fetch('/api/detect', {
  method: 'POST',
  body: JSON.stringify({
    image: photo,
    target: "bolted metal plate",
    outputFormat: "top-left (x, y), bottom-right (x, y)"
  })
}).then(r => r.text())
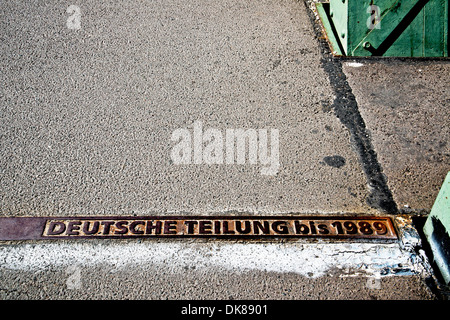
top-left (0, 216), bottom-right (397, 241)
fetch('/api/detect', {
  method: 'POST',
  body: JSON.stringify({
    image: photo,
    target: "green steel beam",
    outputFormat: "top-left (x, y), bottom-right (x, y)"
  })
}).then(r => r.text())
top-left (424, 172), bottom-right (450, 285)
top-left (316, 2), bottom-right (344, 56)
top-left (315, 0), bottom-right (449, 57)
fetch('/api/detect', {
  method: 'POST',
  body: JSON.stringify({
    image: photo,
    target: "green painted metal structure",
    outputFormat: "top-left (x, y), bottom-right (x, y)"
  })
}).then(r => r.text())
top-left (424, 172), bottom-right (450, 285)
top-left (316, 0), bottom-right (449, 57)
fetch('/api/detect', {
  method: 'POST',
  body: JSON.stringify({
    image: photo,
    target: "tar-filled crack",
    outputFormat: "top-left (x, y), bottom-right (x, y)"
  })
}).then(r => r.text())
top-left (304, 1), bottom-right (398, 214)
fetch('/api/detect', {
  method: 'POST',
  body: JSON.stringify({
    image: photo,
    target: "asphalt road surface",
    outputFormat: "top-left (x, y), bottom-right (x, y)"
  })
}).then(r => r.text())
top-left (1, 0), bottom-right (375, 217)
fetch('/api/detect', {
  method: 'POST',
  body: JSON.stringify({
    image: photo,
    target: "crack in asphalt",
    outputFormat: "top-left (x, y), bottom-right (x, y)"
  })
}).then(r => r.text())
top-left (304, 0), bottom-right (399, 214)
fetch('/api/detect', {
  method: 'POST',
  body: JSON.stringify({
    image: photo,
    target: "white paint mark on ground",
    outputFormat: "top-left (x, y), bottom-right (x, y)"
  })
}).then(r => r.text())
top-left (0, 241), bottom-right (429, 278)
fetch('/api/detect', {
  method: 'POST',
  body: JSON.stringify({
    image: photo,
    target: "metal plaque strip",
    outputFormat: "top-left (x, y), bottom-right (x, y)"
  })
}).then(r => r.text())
top-left (0, 216), bottom-right (397, 241)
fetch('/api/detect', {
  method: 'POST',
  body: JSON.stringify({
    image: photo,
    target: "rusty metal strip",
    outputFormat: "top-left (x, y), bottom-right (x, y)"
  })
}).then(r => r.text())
top-left (0, 216), bottom-right (398, 241)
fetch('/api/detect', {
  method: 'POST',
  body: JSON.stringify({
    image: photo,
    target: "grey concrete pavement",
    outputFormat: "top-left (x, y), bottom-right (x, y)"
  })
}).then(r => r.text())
top-left (342, 61), bottom-right (450, 213)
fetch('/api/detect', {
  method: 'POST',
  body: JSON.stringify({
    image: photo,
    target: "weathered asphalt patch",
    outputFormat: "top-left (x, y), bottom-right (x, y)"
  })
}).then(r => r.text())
top-left (305, 1), bottom-right (398, 214)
